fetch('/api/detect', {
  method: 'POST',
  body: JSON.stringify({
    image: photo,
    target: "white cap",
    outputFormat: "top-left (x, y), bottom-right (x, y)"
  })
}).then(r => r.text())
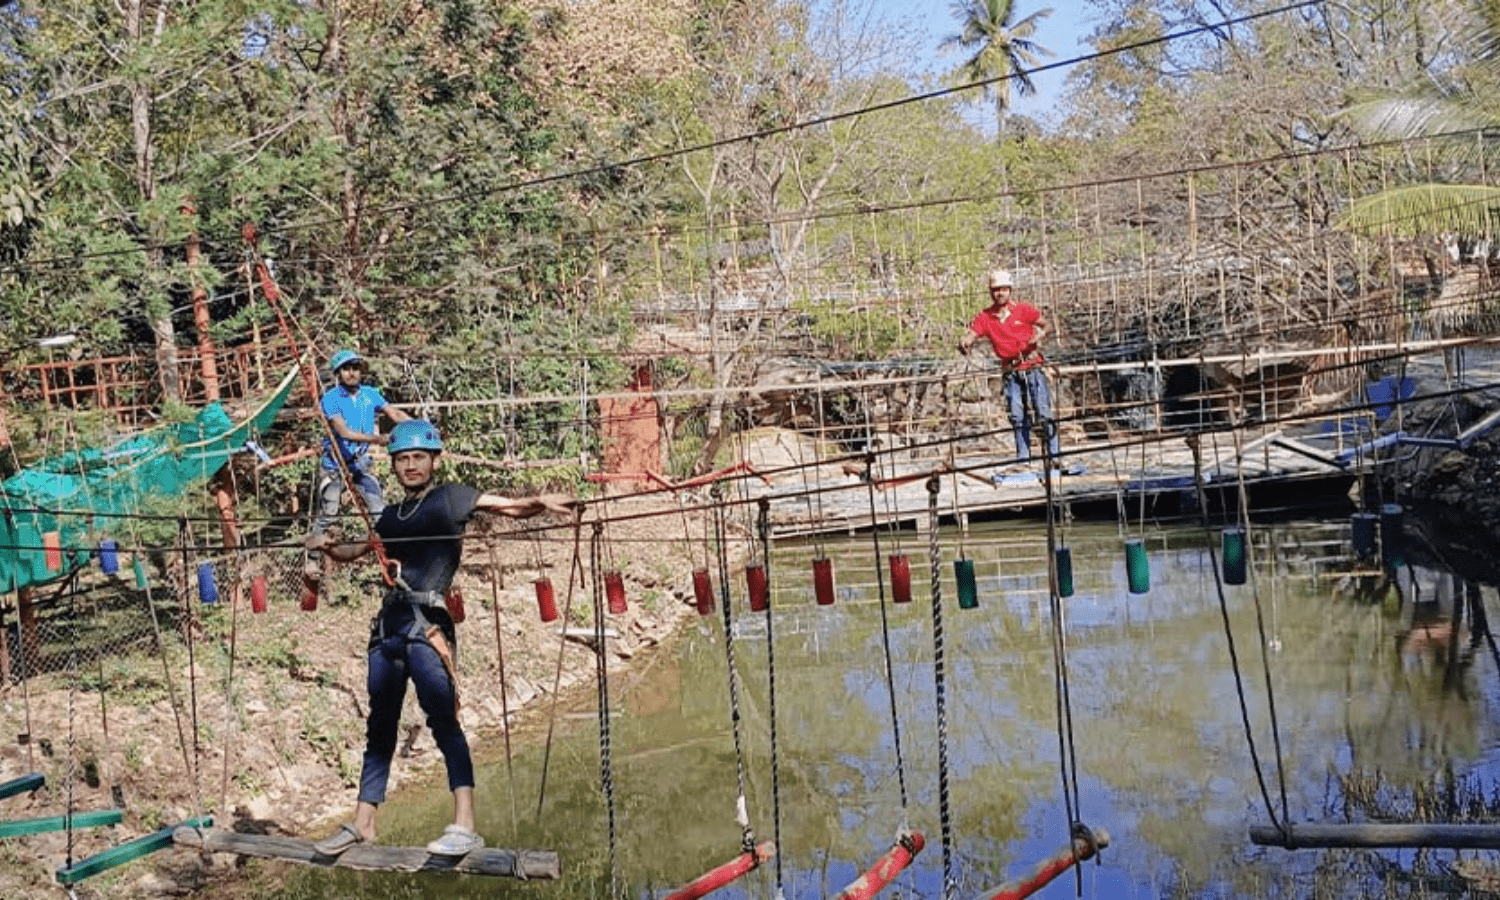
top-left (988, 268), bottom-right (1014, 289)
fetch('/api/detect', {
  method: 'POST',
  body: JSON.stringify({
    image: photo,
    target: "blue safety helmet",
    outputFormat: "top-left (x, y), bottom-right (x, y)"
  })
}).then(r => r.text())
top-left (388, 419), bottom-right (443, 455)
top-left (328, 349), bottom-right (365, 375)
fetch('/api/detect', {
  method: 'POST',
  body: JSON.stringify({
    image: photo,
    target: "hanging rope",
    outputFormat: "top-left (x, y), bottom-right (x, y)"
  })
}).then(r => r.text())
top-left (925, 475), bottom-right (954, 899)
top-left (536, 508), bottom-right (587, 824)
top-left (1186, 433), bottom-right (1290, 839)
top-left (177, 518), bottom-right (202, 788)
top-left (590, 522), bottom-right (621, 900)
top-left (1040, 447), bottom-right (1090, 891)
top-left (757, 497), bottom-right (787, 900)
top-left (872, 483), bottom-right (911, 833)
top-left (710, 484), bottom-right (756, 852)
top-left (64, 575), bottom-right (79, 871)
top-left (131, 516), bottom-right (207, 837)
top-left (487, 539), bottom-right (519, 833)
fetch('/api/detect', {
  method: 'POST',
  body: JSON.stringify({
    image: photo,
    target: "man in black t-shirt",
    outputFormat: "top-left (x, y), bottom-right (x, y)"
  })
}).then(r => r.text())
top-left (304, 419), bottom-right (574, 857)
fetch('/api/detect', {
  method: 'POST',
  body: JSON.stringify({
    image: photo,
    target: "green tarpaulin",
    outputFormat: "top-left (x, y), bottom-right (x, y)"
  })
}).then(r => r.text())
top-left (0, 367), bottom-right (299, 593)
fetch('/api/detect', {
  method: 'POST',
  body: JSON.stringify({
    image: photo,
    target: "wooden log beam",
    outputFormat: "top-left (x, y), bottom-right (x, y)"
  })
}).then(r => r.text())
top-left (172, 826), bottom-right (561, 878)
top-left (1250, 822), bottom-right (1500, 849)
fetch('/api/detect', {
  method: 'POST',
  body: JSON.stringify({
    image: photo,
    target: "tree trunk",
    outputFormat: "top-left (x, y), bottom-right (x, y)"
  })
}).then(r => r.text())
top-left (183, 202), bottom-right (220, 401)
top-left (128, 0), bottom-right (179, 403)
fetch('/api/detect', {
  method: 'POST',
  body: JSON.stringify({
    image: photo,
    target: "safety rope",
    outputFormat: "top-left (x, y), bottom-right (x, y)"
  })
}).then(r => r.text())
top-left (924, 475), bottom-right (954, 899)
top-left (756, 498), bottom-right (786, 900)
top-left (590, 522), bottom-right (620, 899)
top-left (487, 539), bottom-right (519, 833)
top-left (1186, 434), bottom-right (1289, 838)
top-left (243, 231), bottom-right (399, 587)
top-left (710, 484), bottom-right (756, 852)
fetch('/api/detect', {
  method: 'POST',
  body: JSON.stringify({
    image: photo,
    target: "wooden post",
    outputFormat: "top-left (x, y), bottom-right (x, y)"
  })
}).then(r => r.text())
top-left (183, 200), bottom-right (220, 401)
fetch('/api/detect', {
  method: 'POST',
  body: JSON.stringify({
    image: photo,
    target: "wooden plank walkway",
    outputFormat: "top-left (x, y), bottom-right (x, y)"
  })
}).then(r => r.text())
top-left (173, 827), bottom-right (562, 879)
top-left (746, 424), bottom-right (1369, 540)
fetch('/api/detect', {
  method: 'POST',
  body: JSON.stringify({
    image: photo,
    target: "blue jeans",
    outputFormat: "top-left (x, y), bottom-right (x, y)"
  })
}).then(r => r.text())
top-left (357, 631), bottom-right (474, 805)
top-left (312, 464), bottom-right (384, 534)
top-left (1004, 368), bottom-right (1059, 462)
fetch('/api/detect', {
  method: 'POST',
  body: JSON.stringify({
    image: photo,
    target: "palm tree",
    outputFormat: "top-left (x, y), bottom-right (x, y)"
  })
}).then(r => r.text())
top-left (1338, 2), bottom-right (1500, 236)
top-left (940, 0), bottom-right (1055, 135)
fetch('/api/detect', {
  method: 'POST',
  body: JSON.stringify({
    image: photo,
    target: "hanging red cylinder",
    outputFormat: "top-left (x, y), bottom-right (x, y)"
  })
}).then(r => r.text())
top-left (604, 570), bottom-right (627, 615)
top-left (813, 556), bottom-right (835, 606)
top-left (745, 563), bottom-right (770, 612)
top-left (445, 585), bottom-right (467, 623)
top-left (250, 576), bottom-right (268, 614)
top-left (978, 827), bottom-right (1111, 900)
top-left (534, 577), bottom-right (559, 623)
top-left (831, 831), bottom-right (925, 900)
top-left (692, 568), bottom-right (714, 616)
top-left (42, 530), bottom-right (62, 572)
top-left (888, 554), bottom-right (913, 604)
top-left (661, 841), bottom-right (777, 900)
top-left (299, 573), bottom-right (319, 611)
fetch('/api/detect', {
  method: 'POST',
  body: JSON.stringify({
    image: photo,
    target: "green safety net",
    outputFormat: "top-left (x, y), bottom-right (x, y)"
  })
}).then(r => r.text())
top-left (0, 366), bottom-right (300, 593)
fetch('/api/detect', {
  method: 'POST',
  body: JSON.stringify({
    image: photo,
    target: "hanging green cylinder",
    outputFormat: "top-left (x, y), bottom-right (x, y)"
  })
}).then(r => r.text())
top-left (1054, 547), bottom-right (1074, 598)
top-left (954, 557), bottom-right (978, 610)
top-left (132, 557), bottom-right (148, 590)
top-left (1125, 538), bottom-right (1150, 594)
top-left (1350, 512), bottom-right (1378, 558)
top-left (1221, 528), bottom-right (1247, 586)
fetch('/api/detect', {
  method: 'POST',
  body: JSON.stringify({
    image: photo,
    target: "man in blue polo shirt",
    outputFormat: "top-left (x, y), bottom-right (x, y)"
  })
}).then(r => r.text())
top-left (312, 349), bottom-right (410, 535)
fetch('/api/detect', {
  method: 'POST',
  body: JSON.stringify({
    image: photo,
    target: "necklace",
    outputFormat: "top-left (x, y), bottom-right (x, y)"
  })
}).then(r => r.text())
top-left (394, 485), bottom-right (433, 521)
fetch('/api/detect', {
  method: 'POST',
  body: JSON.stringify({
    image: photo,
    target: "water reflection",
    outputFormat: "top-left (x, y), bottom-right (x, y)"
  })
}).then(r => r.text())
top-left (265, 519), bottom-right (1500, 900)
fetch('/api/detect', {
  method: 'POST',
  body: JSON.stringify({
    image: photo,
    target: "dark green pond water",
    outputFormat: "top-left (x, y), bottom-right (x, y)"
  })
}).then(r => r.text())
top-left (265, 517), bottom-right (1500, 899)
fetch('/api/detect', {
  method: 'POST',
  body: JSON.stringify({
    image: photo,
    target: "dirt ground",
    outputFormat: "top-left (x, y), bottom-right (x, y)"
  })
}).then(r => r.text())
top-left (0, 482), bottom-right (734, 899)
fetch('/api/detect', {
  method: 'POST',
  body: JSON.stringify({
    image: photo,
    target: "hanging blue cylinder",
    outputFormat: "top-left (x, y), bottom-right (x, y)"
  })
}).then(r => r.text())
top-left (98, 540), bottom-right (119, 575)
top-left (953, 558), bottom-right (978, 610)
top-left (1350, 512), bottom-right (1378, 558)
top-left (1221, 528), bottom-right (1247, 586)
top-left (1380, 503), bottom-right (1404, 565)
top-left (1125, 539), bottom-right (1150, 594)
top-left (1054, 547), bottom-right (1075, 598)
top-left (197, 561), bottom-right (219, 604)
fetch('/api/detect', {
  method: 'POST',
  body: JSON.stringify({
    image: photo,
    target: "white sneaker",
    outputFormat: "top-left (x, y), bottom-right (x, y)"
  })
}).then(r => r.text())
top-left (426, 824), bottom-right (484, 856)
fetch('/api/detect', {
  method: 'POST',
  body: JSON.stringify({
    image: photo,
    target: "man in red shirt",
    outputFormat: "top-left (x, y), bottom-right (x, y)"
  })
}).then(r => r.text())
top-left (959, 268), bottom-right (1060, 464)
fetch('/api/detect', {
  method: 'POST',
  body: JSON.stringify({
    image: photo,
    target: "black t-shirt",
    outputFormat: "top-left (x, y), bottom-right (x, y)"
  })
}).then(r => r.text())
top-left (373, 483), bottom-right (481, 639)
